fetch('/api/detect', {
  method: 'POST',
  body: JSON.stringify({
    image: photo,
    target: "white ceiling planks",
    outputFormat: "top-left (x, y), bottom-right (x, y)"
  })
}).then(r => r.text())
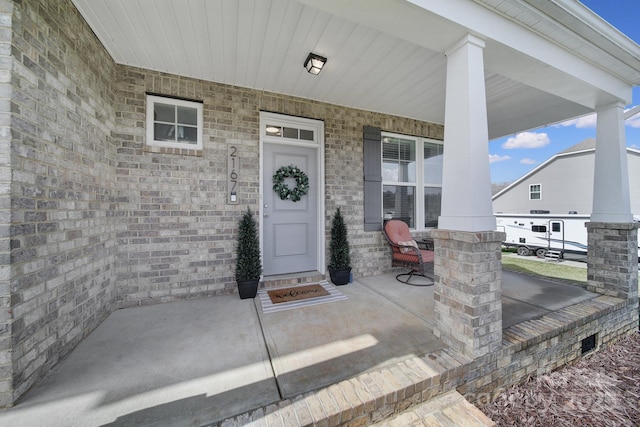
top-left (71, 0), bottom-right (640, 139)
top-left (269, 4), bottom-right (325, 96)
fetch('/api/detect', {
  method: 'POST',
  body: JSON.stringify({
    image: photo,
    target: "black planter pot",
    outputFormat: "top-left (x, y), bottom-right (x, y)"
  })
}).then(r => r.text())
top-left (237, 278), bottom-right (260, 299)
top-left (328, 266), bottom-right (351, 286)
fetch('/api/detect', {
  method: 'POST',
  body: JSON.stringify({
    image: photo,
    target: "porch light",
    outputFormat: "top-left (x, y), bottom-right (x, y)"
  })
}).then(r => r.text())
top-left (304, 52), bottom-right (327, 75)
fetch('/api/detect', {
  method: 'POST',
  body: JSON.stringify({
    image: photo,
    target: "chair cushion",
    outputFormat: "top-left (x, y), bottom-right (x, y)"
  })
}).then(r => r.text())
top-left (393, 249), bottom-right (435, 263)
top-left (384, 220), bottom-right (413, 243)
top-left (397, 239), bottom-right (418, 254)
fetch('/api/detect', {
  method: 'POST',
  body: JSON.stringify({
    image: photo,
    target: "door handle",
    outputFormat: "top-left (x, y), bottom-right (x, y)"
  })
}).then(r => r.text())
top-left (264, 213), bottom-right (269, 218)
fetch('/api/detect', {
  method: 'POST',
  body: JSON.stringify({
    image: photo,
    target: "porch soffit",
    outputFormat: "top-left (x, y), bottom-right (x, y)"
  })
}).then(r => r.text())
top-left (71, 0), bottom-right (640, 140)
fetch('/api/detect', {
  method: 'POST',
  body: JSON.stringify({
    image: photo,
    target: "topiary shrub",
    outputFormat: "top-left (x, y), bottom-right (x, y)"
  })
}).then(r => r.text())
top-left (329, 207), bottom-right (351, 270)
top-left (235, 208), bottom-right (262, 282)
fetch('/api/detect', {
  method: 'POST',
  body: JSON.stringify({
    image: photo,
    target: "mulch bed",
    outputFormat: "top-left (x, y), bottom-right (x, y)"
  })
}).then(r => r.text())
top-left (479, 332), bottom-right (640, 426)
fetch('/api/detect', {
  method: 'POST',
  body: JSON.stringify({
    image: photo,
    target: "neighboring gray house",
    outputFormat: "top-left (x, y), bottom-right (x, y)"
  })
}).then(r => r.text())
top-left (492, 138), bottom-right (640, 215)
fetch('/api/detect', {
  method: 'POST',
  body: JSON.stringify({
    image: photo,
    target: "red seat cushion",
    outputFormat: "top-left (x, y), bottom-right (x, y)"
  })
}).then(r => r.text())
top-left (392, 249), bottom-right (434, 263)
top-left (384, 220), bottom-right (413, 244)
top-left (384, 220), bottom-right (434, 264)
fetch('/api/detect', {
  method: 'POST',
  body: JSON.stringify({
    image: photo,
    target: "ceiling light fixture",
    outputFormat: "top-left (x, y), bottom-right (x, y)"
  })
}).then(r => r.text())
top-left (304, 52), bottom-right (327, 75)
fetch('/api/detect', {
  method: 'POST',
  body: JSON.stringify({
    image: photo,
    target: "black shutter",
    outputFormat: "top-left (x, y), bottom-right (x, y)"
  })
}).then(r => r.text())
top-left (363, 126), bottom-right (382, 231)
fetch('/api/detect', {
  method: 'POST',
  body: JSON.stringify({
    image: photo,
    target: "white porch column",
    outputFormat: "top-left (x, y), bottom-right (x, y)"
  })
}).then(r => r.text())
top-left (438, 34), bottom-right (495, 232)
top-left (587, 102), bottom-right (637, 303)
top-left (432, 35), bottom-right (504, 360)
top-left (591, 102), bottom-right (632, 222)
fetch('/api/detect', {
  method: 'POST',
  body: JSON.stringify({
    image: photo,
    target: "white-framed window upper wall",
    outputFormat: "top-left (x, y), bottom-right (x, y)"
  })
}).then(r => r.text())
top-left (381, 131), bottom-right (443, 230)
top-left (146, 94), bottom-right (204, 151)
top-left (529, 183), bottom-right (542, 200)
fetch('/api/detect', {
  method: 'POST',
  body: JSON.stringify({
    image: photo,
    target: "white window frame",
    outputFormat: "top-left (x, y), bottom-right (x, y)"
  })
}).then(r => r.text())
top-left (146, 94), bottom-right (204, 150)
top-left (381, 131), bottom-right (443, 231)
top-left (422, 140), bottom-right (444, 229)
top-left (529, 183), bottom-right (542, 200)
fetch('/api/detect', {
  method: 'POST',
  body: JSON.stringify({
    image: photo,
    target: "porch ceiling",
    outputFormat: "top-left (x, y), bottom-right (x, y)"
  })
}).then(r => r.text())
top-left (71, 0), bottom-right (640, 140)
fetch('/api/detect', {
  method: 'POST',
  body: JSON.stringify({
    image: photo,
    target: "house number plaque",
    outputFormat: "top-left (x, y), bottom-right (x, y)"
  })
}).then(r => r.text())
top-left (227, 145), bottom-right (239, 205)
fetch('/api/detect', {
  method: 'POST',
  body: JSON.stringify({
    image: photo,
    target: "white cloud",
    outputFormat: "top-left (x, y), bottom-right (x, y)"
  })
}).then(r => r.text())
top-left (554, 109), bottom-right (640, 129)
top-left (489, 154), bottom-right (511, 163)
top-left (555, 113), bottom-right (597, 129)
top-left (520, 158), bottom-right (537, 165)
top-left (626, 114), bottom-right (640, 128)
top-left (502, 132), bottom-right (550, 149)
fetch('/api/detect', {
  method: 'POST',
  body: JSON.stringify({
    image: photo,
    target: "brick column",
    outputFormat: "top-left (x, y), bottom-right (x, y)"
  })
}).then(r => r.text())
top-left (430, 229), bottom-right (505, 359)
top-left (586, 222), bottom-right (639, 300)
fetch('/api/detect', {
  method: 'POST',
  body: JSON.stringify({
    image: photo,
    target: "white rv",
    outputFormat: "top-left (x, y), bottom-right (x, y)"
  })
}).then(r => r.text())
top-left (495, 213), bottom-right (640, 259)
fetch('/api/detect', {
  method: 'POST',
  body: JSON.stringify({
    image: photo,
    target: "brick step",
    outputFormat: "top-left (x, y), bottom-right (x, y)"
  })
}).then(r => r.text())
top-left (370, 390), bottom-right (495, 427)
top-left (222, 348), bottom-right (485, 426)
top-left (261, 271), bottom-right (326, 290)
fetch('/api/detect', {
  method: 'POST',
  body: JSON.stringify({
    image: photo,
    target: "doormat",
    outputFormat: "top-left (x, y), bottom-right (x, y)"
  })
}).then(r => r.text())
top-left (258, 281), bottom-right (348, 314)
top-left (267, 283), bottom-right (329, 304)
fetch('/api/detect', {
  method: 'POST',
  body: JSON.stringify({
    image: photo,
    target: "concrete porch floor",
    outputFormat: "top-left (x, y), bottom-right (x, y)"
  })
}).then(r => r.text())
top-left (0, 270), bottom-right (598, 427)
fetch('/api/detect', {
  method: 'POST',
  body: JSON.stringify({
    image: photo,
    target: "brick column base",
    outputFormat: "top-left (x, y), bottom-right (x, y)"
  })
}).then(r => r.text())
top-left (430, 230), bottom-right (505, 359)
top-left (586, 222), bottom-right (639, 300)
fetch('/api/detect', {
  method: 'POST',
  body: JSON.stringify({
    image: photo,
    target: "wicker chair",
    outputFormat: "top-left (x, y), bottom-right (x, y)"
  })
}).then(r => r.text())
top-left (382, 220), bottom-right (435, 285)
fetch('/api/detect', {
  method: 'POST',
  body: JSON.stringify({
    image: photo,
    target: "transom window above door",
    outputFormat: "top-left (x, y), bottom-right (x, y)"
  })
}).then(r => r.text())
top-left (265, 124), bottom-right (315, 142)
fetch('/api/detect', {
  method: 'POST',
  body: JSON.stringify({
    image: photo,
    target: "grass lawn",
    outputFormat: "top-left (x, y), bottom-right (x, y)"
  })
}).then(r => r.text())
top-left (501, 253), bottom-right (588, 284)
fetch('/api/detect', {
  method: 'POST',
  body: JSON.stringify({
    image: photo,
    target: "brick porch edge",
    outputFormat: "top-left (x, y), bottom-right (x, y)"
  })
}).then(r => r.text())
top-left (216, 293), bottom-right (636, 427)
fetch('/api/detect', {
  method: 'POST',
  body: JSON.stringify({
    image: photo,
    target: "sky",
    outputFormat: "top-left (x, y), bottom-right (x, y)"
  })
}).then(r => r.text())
top-left (489, 0), bottom-right (640, 184)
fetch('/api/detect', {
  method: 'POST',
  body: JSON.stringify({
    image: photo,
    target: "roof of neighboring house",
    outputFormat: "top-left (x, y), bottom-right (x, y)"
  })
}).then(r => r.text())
top-left (492, 138), bottom-right (640, 200)
top-left (557, 138), bottom-right (595, 154)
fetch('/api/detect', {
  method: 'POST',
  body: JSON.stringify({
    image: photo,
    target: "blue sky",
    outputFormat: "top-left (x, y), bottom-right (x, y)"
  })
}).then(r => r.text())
top-left (489, 0), bottom-right (640, 183)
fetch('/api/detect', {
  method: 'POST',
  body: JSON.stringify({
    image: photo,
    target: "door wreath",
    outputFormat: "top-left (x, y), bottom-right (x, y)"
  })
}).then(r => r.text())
top-left (273, 165), bottom-right (309, 202)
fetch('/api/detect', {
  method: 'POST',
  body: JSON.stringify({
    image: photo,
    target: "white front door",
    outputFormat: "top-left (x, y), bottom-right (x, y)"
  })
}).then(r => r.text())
top-left (260, 113), bottom-right (324, 276)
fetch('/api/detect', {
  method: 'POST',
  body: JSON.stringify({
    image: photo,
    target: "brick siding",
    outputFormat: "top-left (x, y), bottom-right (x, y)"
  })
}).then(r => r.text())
top-left (113, 66), bottom-right (444, 307)
top-left (0, 0), bottom-right (445, 406)
top-left (0, 0), bottom-right (13, 408)
top-left (5, 0), bottom-right (117, 404)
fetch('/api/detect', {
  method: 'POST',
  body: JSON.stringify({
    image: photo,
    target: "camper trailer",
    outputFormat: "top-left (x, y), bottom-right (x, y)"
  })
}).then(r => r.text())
top-left (495, 213), bottom-right (640, 259)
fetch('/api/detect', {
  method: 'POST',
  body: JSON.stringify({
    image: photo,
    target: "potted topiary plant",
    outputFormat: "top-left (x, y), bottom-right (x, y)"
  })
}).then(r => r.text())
top-left (235, 207), bottom-right (262, 299)
top-left (328, 207), bottom-right (351, 285)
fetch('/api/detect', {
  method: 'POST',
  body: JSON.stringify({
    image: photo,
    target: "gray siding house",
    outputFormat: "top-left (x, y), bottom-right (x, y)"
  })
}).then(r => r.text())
top-left (492, 138), bottom-right (640, 216)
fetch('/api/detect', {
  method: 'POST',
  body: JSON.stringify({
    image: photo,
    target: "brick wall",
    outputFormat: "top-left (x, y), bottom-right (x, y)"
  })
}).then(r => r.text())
top-left (113, 66), bottom-right (444, 306)
top-left (7, 0), bottom-right (117, 403)
top-left (0, 0), bottom-right (13, 408)
top-left (0, 0), bottom-right (446, 406)
top-left (459, 297), bottom-right (638, 403)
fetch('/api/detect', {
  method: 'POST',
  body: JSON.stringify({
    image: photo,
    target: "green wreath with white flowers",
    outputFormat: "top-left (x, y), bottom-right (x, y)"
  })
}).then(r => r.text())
top-left (272, 165), bottom-right (309, 202)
